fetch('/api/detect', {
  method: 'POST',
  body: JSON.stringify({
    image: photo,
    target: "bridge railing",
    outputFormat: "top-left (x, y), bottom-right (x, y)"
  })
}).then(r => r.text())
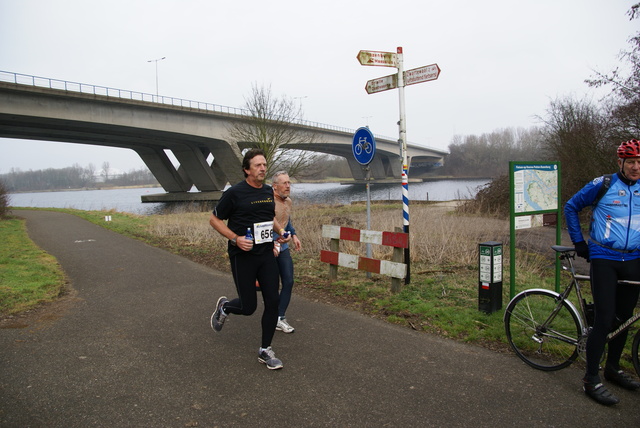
top-left (0, 70), bottom-right (445, 153)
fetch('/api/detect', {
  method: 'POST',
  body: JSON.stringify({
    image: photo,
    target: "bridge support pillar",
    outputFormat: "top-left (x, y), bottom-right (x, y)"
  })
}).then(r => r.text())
top-left (204, 140), bottom-right (244, 186)
top-left (172, 145), bottom-right (225, 191)
top-left (134, 146), bottom-right (192, 192)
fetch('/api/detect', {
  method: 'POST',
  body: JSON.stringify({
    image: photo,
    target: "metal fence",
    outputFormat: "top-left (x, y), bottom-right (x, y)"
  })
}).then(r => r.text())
top-left (0, 70), bottom-right (364, 136)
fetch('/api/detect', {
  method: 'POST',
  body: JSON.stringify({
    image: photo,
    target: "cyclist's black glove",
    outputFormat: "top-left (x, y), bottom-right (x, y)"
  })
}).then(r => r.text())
top-left (574, 241), bottom-right (590, 261)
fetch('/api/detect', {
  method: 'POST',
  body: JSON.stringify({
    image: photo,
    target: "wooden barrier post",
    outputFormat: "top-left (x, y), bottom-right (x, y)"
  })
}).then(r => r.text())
top-left (329, 235), bottom-right (339, 281)
top-left (320, 225), bottom-right (409, 292)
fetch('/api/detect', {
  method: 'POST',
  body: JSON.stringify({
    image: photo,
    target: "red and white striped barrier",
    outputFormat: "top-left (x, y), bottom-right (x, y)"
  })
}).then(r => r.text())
top-left (320, 225), bottom-right (408, 279)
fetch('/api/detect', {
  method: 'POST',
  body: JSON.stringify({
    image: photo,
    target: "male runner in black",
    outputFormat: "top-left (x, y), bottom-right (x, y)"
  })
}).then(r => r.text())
top-left (209, 148), bottom-right (289, 370)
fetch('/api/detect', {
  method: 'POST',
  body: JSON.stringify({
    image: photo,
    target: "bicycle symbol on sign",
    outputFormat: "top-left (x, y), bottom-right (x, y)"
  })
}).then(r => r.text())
top-left (354, 137), bottom-right (373, 156)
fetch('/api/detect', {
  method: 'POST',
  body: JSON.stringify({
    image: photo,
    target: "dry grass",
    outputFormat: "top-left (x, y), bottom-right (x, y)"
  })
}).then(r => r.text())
top-left (146, 201), bottom-right (552, 278)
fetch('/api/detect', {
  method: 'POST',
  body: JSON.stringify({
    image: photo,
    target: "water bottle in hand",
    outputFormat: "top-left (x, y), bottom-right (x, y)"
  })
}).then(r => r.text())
top-left (245, 227), bottom-right (254, 241)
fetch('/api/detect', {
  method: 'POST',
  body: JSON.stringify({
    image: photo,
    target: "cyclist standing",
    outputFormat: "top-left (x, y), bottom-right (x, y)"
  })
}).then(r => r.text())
top-left (565, 139), bottom-right (640, 405)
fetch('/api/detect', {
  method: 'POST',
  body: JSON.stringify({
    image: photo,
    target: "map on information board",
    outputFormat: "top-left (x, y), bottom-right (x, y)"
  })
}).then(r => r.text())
top-left (513, 163), bottom-right (559, 214)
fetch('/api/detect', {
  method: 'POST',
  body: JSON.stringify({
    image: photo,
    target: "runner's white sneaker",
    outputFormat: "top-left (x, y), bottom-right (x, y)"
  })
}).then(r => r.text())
top-left (258, 346), bottom-right (283, 370)
top-left (276, 318), bottom-right (295, 333)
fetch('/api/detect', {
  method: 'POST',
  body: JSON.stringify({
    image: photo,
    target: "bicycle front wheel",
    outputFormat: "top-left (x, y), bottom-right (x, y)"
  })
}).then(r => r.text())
top-left (504, 289), bottom-right (582, 371)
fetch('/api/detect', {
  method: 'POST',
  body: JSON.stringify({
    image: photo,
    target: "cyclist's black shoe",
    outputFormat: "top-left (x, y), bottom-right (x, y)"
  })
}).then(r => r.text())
top-left (604, 368), bottom-right (640, 391)
top-left (583, 381), bottom-right (620, 406)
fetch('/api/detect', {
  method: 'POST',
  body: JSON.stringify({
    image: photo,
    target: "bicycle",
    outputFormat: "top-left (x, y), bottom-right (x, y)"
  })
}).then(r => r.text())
top-left (354, 137), bottom-right (373, 156)
top-left (504, 245), bottom-right (640, 375)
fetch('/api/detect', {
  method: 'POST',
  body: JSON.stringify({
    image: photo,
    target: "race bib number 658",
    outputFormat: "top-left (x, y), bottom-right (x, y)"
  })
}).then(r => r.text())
top-left (254, 221), bottom-right (274, 244)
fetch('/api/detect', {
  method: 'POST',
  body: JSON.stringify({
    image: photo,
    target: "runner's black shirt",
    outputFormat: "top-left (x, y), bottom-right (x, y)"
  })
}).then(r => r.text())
top-left (213, 180), bottom-right (275, 256)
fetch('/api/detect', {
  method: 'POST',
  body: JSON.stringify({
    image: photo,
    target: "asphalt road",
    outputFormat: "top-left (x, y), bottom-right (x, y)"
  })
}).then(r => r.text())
top-left (1, 210), bottom-right (638, 427)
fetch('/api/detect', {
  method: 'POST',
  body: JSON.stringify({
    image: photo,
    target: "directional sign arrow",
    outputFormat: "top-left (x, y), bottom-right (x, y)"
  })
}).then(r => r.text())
top-left (404, 63), bottom-right (441, 86)
top-left (356, 50), bottom-right (397, 67)
top-left (365, 74), bottom-right (398, 94)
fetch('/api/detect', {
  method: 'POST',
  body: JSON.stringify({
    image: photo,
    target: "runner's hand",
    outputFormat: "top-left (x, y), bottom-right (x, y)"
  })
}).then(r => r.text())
top-left (237, 235), bottom-right (254, 251)
top-left (292, 235), bottom-right (301, 251)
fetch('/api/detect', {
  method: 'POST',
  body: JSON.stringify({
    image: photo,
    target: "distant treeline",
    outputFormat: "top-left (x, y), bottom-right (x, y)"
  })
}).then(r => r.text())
top-left (1, 134), bottom-right (542, 192)
top-left (1, 164), bottom-right (159, 192)
top-left (311, 127), bottom-right (544, 181)
top-left (441, 127), bottom-right (543, 178)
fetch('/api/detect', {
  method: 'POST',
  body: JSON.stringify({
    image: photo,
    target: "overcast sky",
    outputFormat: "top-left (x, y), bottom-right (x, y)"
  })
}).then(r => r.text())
top-left (0, 0), bottom-right (638, 174)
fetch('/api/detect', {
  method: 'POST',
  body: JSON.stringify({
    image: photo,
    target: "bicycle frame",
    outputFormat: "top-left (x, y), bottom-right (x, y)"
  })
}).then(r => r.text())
top-left (534, 287), bottom-right (585, 346)
top-left (558, 249), bottom-right (640, 346)
top-left (557, 253), bottom-right (591, 337)
top-left (607, 307), bottom-right (640, 342)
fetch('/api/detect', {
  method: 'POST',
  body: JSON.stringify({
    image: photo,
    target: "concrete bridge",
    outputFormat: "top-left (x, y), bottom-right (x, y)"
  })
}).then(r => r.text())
top-left (0, 72), bottom-right (447, 202)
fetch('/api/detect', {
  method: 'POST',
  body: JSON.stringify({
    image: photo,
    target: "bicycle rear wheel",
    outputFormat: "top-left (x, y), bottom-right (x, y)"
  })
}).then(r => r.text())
top-left (632, 330), bottom-right (640, 378)
top-left (504, 289), bottom-right (582, 371)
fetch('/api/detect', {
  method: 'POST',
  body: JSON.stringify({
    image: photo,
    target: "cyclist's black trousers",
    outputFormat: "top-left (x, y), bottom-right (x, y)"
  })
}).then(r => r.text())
top-left (225, 251), bottom-right (280, 349)
top-left (586, 258), bottom-right (640, 380)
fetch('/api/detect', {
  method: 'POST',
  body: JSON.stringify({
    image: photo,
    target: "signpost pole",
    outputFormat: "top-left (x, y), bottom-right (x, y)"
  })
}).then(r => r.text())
top-left (352, 127), bottom-right (376, 279)
top-left (396, 47), bottom-right (410, 284)
top-left (366, 165), bottom-right (372, 278)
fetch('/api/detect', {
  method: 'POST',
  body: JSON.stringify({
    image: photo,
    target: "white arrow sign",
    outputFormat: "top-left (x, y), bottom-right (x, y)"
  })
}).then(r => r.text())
top-left (365, 74), bottom-right (398, 94)
top-left (404, 63), bottom-right (441, 86)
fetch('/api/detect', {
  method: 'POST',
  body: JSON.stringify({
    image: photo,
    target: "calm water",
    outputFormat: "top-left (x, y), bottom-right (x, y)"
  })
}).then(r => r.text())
top-left (9, 179), bottom-right (489, 215)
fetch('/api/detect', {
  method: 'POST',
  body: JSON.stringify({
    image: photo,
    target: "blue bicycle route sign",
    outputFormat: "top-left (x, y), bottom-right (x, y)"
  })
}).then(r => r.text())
top-left (352, 127), bottom-right (376, 165)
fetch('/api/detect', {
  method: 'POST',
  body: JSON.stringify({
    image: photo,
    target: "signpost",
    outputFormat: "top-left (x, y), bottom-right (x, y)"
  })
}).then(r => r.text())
top-left (364, 64), bottom-right (440, 94)
top-left (356, 50), bottom-right (397, 67)
top-left (357, 47), bottom-right (441, 284)
top-left (404, 63), bottom-right (441, 86)
top-left (353, 127), bottom-right (377, 275)
top-left (352, 127), bottom-right (376, 165)
top-left (365, 74), bottom-right (398, 94)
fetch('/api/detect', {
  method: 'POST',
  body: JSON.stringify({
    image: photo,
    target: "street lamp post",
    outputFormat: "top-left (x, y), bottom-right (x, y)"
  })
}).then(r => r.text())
top-left (147, 56), bottom-right (166, 100)
top-left (293, 95), bottom-right (308, 110)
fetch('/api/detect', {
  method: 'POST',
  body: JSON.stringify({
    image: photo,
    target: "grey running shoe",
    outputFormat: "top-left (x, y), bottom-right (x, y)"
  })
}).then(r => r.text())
top-left (211, 296), bottom-right (229, 332)
top-left (276, 318), bottom-right (295, 333)
top-left (258, 346), bottom-right (283, 370)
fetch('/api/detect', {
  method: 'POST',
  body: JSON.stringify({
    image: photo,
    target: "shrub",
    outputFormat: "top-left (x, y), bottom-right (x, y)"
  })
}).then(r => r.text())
top-left (0, 179), bottom-right (10, 219)
top-left (456, 174), bottom-right (510, 218)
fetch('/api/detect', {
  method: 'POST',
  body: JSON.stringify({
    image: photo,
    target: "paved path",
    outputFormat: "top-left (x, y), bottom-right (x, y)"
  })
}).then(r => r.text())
top-left (1, 210), bottom-right (638, 427)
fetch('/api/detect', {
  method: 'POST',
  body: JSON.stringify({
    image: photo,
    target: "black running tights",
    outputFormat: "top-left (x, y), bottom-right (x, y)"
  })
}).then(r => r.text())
top-left (585, 258), bottom-right (640, 380)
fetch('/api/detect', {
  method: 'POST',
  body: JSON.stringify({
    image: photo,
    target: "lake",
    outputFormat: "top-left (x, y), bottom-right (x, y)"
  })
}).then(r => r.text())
top-left (8, 179), bottom-right (490, 215)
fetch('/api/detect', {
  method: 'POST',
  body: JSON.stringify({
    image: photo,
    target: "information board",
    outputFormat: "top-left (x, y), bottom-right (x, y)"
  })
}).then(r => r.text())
top-left (513, 163), bottom-right (559, 214)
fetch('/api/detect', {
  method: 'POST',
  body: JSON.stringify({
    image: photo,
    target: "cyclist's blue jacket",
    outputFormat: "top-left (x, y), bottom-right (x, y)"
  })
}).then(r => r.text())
top-left (564, 172), bottom-right (640, 261)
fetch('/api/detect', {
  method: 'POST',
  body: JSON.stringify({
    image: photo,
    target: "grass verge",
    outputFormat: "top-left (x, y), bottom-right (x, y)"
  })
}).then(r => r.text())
top-left (0, 216), bottom-right (66, 315)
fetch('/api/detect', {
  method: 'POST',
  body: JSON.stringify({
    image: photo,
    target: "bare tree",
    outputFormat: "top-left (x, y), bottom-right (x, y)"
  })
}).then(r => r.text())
top-left (585, 4), bottom-right (640, 99)
top-left (84, 163), bottom-right (96, 187)
top-left (537, 96), bottom-right (615, 200)
top-left (101, 161), bottom-right (111, 182)
top-left (585, 4), bottom-right (640, 139)
top-left (227, 83), bottom-right (323, 179)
